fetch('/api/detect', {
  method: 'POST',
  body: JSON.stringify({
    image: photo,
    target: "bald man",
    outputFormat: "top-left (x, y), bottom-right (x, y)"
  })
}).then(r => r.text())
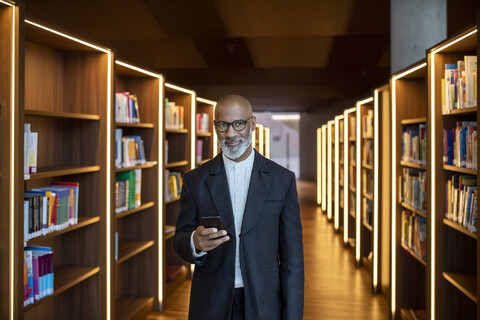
top-left (173, 94), bottom-right (304, 320)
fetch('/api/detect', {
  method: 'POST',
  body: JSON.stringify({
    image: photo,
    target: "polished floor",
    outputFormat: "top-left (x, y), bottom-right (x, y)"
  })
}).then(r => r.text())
top-left (148, 180), bottom-right (389, 319)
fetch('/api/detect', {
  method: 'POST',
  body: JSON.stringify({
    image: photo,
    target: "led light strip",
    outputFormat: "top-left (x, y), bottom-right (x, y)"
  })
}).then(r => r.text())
top-left (343, 108), bottom-right (356, 245)
top-left (264, 127), bottom-right (270, 159)
top-left (322, 125), bottom-right (327, 212)
top-left (390, 62), bottom-right (427, 319)
top-left (334, 115), bottom-right (343, 230)
top-left (191, 93), bottom-right (196, 169)
top-left (373, 89), bottom-right (380, 293)
top-left (317, 128), bottom-right (322, 205)
top-left (327, 120), bottom-right (334, 220)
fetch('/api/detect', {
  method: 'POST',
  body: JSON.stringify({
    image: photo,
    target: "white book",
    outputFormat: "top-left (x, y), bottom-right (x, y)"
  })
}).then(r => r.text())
top-left (28, 132), bottom-right (38, 174)
top-left (465, 56), bottom-right (477, 107)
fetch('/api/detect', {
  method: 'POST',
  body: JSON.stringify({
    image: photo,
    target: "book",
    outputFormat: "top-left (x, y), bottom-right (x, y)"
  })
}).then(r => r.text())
top-left (196, 139), bottom-right (203, 163)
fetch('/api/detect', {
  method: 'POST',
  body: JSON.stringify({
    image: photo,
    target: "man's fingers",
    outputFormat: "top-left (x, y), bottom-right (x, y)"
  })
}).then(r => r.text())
top-left (206, 230), bottom-right (227, 239)
top-left (198, 227), bottom-right (218, 236)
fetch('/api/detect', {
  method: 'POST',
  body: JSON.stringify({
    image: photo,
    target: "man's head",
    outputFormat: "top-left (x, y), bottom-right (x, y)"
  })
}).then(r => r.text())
top-left (214, 94), bottom-right (256, 162)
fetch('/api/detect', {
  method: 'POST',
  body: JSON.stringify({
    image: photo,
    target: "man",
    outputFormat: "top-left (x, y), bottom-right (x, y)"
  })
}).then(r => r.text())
top-left (173, 94), bottom-right (304, 320)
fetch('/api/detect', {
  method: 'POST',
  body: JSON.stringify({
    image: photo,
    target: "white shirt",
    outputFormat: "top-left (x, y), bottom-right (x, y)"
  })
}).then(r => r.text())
top-left (190, 149), bottom-right (255, 288)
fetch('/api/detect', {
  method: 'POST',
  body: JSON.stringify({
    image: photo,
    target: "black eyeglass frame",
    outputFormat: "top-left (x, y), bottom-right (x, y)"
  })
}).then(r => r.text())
top-left (214, 116), bottom-right (254, 132)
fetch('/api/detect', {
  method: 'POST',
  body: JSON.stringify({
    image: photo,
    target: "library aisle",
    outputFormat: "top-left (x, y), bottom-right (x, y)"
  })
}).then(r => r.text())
top-left (148, 180), bottom-right (389, 320)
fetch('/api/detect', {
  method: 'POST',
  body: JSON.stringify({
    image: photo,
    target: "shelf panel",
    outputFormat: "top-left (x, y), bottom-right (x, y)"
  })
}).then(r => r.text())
top-left (196, 159), bottom-right (210, 166)
top-left (196, 132), bottom-right (211, 137)
top-left (349, 210), bottom-right (356, 218)
top-left (363, 220), bottom-right (373, 231)
top-left (25, 166), bottom-right (101, 180)
top-left (116, 122), bottom-right (154, 128)
top-left (24, 265), bottom-right (100, 312)
top-left (400, 161), bottom-right (426, 170)
top-left (400, 117), bottom-right (427, 125)
top-left (362, 162), bottom-right (373, 170)
top-left (116, 162), bottom-right (157, 172)
top-left (116, 296), bottom-right (154, 320)
top-left (165, 196), bottom-right (180, 205)
top-left (25, 109), bottom-right (100, 120)
top-left (165, 161), bottom-right (188, 169)
top-left (400, 243), bottom-right (426, 266)
top-left (363, 192), bottom-right (373, 201)
top-left (27, 216), bottom-right (100, 244)
top-left (443, 106), bottom-right (477, 116)
top-left (443, 165), bottom-right (477, 175)
top-left (165, 232), bottom-right (175, 241)
top-left (363, 134), bottom-right (373, 139)
top-left (349, 186), bottom-right (356, 193)
top-left (400, 202), bottom-right (427, 218)
top-left (116, 202), bottom-right (155, 220)
top-left (117, 240), bottom-right (155, 264)
top-left (165, 266), bottom-right (188, 299)
top-left (165, 129), bottom-right (188, 134)
top-left (443, 272), bottom-right (477, 303)
top-left (348, 137), bottom-right (356, 142)
top-left (443, 218), bottom-right (477, 239)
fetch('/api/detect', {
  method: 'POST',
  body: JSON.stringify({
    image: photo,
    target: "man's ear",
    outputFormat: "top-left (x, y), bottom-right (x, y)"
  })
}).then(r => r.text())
top-left (251, 116), bottom-right (256, 131)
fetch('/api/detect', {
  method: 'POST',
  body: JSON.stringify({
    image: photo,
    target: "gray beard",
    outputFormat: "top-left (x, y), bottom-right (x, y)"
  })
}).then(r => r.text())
top-left (219, 130), bottom-right (252, 160)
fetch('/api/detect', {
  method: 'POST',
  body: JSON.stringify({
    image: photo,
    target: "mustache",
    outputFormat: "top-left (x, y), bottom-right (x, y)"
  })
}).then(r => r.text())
top-left (222, 136), bottom-right (243, 144)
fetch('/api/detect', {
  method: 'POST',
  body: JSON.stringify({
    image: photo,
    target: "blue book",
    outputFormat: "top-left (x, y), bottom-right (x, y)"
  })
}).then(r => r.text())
top-left (459, 127), bottom-right (467, 167)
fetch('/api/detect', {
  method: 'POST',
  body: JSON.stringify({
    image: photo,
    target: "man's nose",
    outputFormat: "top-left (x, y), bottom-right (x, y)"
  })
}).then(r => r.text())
top-left (225, 125), bottom-right (237, 138)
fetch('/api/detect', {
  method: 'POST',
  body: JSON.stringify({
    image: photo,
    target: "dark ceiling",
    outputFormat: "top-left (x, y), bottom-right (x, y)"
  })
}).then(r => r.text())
top-left (24, 0), bottom-right (391, 112)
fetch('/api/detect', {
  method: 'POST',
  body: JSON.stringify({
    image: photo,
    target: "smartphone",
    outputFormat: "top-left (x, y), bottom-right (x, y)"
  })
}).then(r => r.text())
top-left (200, 216), bottom-right (224, 230)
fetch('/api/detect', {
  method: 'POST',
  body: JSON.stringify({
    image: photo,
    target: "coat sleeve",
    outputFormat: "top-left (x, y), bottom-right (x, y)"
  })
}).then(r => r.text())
top-left (173, 174), bottom-right (207, 265)
top-left (279, 173), bottom-right (304, 320)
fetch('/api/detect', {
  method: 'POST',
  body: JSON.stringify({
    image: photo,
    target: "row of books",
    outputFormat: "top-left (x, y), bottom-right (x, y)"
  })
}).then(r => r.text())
top-left (115, 129), bottom-right (147, 168)
top-left (401, 211), bottom-right (427, 261)
top-left (165, 98), bottom-right (184, 130)
top-left (196, 112), bottom-right (210, 134)
top-left (399, 168), bottom-right (426, 213)
top-left (165, 170), bottom-right (183, 201)
top-left (442, 56), bottom-right (477, 112)
top-left (363, 139), bottom-right (373, 165)
top-left (364, 198), bottom-right (373, 227)
top-left (349, 165), bottom-right (356, 186)
top-left (24, 246), bottom-right (53, 307)
top-left (445, 174), bottom-right (477, 233)
top-left (364, 170), bottom-right (373, 195)
top-left (402, 123), bottom-right (427, 166)
top-left (363, 109), bottom-right (373, 136)
top-left (24, 182), bottom-right (79, 242)
top-left (348, 115), bottom-right (356, 138)
top-left (196, 139), bottom-right (204, 163)
top-left (115, 92), bottom-right (140, 123)
top-left (115, 169), bottom-right (142, 213)
top-left (24, 123), bottom-right (38, 177)
top-left (443, 121), bottom-right (477, 169)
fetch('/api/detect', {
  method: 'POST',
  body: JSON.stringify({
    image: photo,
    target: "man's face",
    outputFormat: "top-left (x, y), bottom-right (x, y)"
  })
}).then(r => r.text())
top-left (215, 103), bottom-right (255, 160)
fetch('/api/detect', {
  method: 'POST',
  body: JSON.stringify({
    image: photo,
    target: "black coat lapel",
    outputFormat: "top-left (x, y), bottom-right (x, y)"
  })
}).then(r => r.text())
top-left (206, 154), bottom-right (236, 237)
top-left (241, 151), bottom-right (271, 236)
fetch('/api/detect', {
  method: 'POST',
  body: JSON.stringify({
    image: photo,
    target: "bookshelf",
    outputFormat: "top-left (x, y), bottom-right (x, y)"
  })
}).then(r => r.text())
top-left (0, 1), bottom-right (20, 318)
top-left (321, 124), bottom-right (327, 213)
top-left (162, 83), bottom-right (195, 305)
top-left (391, 60), bottom-right (428, 319)
top-left (427, 25), bottom-right (478, 320)
top-left (334, 115), bottom-right (344, 232)
top-left (357, 97), bottom-right (374, 269)
top-left (327, 120), bottom-right (335, 221)
top-left (343, 107), bottom-right (356, 248)
top-left (317, 127), bottom-right (322, 206)
top-left (264, 126), bottom-right (270, 159)
top-left (374, 84), bottom-right (392, 297)
top-left (21, 20), bottom-right (112, 319)
top-left (253, 123), bottom-right (264, 155)
top-left (113, 61), bottom-right (163, 317)
top-left (195, 97), bottom-right (216, 167)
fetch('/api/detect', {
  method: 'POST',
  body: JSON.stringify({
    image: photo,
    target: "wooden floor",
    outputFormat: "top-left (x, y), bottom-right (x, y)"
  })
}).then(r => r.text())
top-left (148, 180), bottom-right (389, 320)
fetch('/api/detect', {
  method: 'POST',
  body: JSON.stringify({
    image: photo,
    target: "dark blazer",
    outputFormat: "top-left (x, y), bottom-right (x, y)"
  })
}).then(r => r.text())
top-left (173, 150), bottom-right (304, 320)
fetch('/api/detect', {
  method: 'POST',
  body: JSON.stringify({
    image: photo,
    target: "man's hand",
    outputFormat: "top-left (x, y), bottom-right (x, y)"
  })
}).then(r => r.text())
top-left (193, 225), bottom-right (230, 252)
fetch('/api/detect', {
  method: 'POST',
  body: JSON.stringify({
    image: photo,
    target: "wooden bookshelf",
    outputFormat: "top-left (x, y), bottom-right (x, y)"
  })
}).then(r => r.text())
top-left (116, 296), bottom-right (154, 320)
top-left (343, 107), bottom-right (356, 248)
top-left (334, 115), bottom-right (344, 232)
top-left (163, 83), bottom-right (195, 306)
top-left (195, 97), bottom-right (216, 167)
top-left (357, 97), bottom-right (373, 268)
top-left (112, 61), bottom-right (163, 317)
top-left (253, 123), bottom-right (264, 155)
top-left (428, 25), bottom-right (478, 320)
top-left (21, 20), bottom-right (111, 319)
top-left (391, 60), bottom-right (428, 319)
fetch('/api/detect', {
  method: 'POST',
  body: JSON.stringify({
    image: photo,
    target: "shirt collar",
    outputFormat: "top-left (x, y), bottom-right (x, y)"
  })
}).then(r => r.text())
top-left (222, 148), bottom-right (255, 169)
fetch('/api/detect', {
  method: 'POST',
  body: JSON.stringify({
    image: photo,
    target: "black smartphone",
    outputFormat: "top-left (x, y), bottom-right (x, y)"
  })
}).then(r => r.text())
top-left (200, 216), bottom-right (224, 230)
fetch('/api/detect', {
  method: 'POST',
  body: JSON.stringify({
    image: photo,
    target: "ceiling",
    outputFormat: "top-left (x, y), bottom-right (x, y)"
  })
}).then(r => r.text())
top-left (24, 0), bottom-right (391, 112)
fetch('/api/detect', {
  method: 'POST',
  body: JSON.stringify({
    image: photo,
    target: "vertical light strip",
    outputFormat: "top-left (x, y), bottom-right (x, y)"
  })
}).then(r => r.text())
top-left (9, 4), bottom-right (15, 320)
top-left (355, 104), bottom-right (361, 264)
top-left (258, 124), bottom-right (264, 155)
top-left (343, 110), bottom-right (349, 244)
top-left (317, 128), bottom-right (322, 205)
top-left (106, 51), bottom-right (112, 320)
top-left (373, 90), bottom-right (380, 292)
top-left (265, 127), bottom-right (270, 159)
top-left (429, 53), bottom-right (436, 320)
top-left (191, 93), bottom-right (196, 169)
top-left (213, 103), bottom-right (217, 155)
top-left (334, 116), bottom-right (341, 230)
top-left (252, 130), bottom-right (256, 149)
top-left (158, 76), bottom-right (164, 307)
top-left (322, 125), bottom-right (327, 212)
top-left (327, 121), bottom-right (333, 220)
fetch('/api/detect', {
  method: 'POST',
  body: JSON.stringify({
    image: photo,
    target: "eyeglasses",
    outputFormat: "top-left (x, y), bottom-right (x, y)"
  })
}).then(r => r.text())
top-left (214, 116), bottom-right (253, 132)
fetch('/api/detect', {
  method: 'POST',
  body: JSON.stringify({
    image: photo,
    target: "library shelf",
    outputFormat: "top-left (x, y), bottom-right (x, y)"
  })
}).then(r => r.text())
top-left (363, 134), bottom-right (373, 139)
top-left (115, 202), bottom-right (155, 220)
top-left (25, 109), bottom-right (101, 120)
top-left (427, 24), bottom-right (478, 319)
top-left (165, 128), bottom-right (188, 134)
top-left (363, 220), bottom-right (373, 232)
top-left (116, 240), bottom-right (155, 265)
top-left (400, 202), bottom-right (427, 218)
top-left (349, 137), bottom-right (356, 142)
top-left (165, 160), bottom-right (189, 169)
top-left (400, 243), bottom-right (427, 267)
top-left (334, 115), bottom-right (344, 232)
top-left (165, 196), bottom-right (180, 205)
top-left (442, 272), bottom-right (477, 303)
top-left (400, 117), bottom-right (427, 125)
top-left (196, 159), bottom-right (210, 166)
top-left (350, 186), bottom-right (356, 193)
top-left (363, 191), bottom-right (373, 201)
top-left (164, 266), bottom-right (188, 298)
top-left (25, 165), bottom-right (101, 180)
top-left (400, 161), bottom-right (427, 170)
top-left (115, 162), bottom-right (157, 172)
top-left (362, 162), bottom-right (373, 170)
top-left (197, 132), bottom-right (211, 137)
top-left (116, 122), bottom-right (154, 129)
top-left (343, 107), bottom-right (356, 248)
top-left (443, 218), bottom-right (477, 240)
top-left (327, 120), bottom-right (335, 221)
top-left (165, 231), bottom-right (175, 241)
top-left (349, 210), bottom-right (356, 218)
top-left (27, 216), bottom-right (101, 243)
top-left (116, 296), bottom-right (154, 320)
top-left (24, 265), bottom-right (101, 313)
